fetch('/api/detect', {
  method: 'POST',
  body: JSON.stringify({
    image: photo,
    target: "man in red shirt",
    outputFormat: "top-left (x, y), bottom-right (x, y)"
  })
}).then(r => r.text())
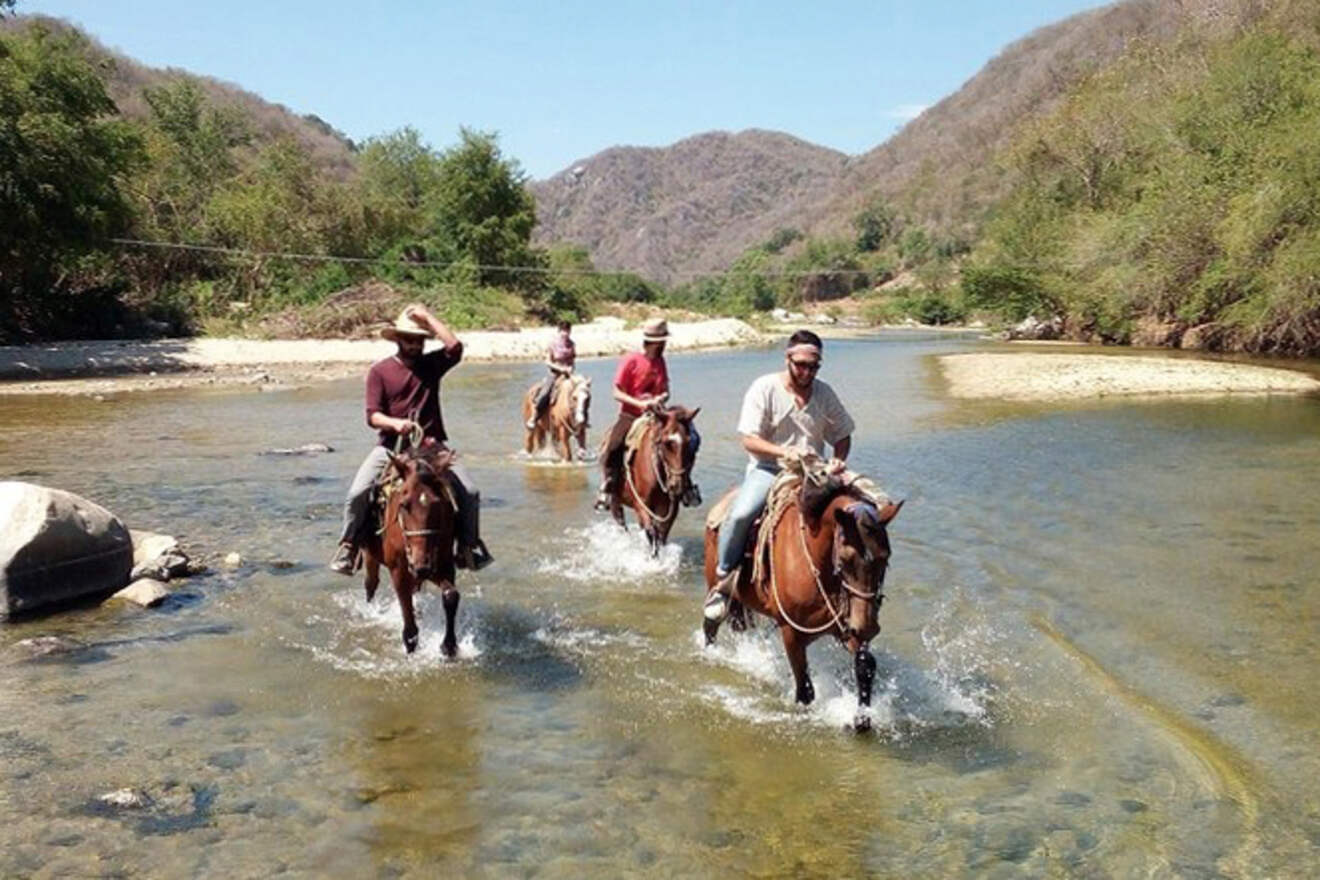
top-left (330, 304), bottom-right (492, 574)
top-left (594, 317), bottom-right (673, 510)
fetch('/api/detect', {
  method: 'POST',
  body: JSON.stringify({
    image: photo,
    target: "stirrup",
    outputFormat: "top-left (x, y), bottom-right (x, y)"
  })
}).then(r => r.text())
top-left (328, 543), bottom-right (357, 576)
top-left (703, 587), bottom-right (730, 622)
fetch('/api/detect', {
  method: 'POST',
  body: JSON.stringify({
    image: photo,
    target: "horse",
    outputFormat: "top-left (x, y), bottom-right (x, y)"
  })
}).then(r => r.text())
top-left (702, 462), bottom-right (902, 731)
top-left (359, 444), bottom-right (463, 657)
top-left (521, 373), bottom-right (592, 462)
top-left (610, 405), bottom-right (701, 554)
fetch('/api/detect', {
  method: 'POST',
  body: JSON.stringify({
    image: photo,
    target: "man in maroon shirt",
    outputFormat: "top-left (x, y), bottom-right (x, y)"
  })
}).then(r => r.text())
top-left (330, 304), bottom-right (493, 573)
top-left (594, 317), bottom-right (673, 510)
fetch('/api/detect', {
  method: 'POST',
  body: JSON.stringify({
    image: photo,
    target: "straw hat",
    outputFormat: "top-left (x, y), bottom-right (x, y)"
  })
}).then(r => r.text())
top-left (641, 317), bottom-right (669, 342)
top-left (381, 309), bottom-right (434, 342)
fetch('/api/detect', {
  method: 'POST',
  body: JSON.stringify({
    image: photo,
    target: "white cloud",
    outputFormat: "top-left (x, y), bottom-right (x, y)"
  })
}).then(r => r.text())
top-left (887, 103), bottom-right (929, 121)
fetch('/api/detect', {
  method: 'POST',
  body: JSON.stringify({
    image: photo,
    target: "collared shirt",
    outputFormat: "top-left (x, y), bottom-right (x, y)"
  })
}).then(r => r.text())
top-left (613, 351), bottom-right (669, 416)
top-left (736, 372), bottom-right (854, 466)
top-left (365, 345), bottom-right (462, 446)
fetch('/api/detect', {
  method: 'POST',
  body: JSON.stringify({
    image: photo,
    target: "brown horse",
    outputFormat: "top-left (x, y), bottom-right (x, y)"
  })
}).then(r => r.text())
top-left (703, 470), bottom-right (902, 731)
top-left (611, 406), bottom-right (700, 554)
top-left (360, 445), bottom-right (462, 657)
top-left (521, 373), bottom-right (592, 462)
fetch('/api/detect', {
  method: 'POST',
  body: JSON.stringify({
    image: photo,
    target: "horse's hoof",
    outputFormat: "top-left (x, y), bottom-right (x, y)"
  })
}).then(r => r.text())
top-left (442, 639), bottom-right (458, 659)
top-left (404, 636), bottom-right (419, 654)
top-left (853, 713), bottom-right (873, 733)
top-left (702, 617), bottom-right (721, 646)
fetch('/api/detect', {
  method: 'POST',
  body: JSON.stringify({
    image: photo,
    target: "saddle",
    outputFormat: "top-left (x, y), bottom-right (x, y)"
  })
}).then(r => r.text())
top-left (370, 447), bottom-right (459, 532)
top-left (710, 454), bottom-right (891, 588)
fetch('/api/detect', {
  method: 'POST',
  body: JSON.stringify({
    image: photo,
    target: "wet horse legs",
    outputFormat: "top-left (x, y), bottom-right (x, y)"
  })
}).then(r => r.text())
top-left (391, 567), bottom-right (419, 654)
top-left (781, 626), bottom-right (815, 705)
top-left (853, 643), bottom-right (877, 732)
top-left (441, 584), bottom-right (460, 659)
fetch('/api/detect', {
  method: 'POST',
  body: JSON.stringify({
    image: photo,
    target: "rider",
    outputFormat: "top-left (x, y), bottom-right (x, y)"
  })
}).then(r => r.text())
top-left (329, 304), bottom-right (493, 575)
top-left (595, 317), bottom-right (668, 510)
top-left (526, 319), bottom-right (576, 431)
top-left (703, 329), bottom-right (855, 622)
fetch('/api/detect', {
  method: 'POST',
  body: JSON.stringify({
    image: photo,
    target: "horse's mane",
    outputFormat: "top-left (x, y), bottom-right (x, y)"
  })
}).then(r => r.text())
top-left (799, 474), bottom-right (848, 522)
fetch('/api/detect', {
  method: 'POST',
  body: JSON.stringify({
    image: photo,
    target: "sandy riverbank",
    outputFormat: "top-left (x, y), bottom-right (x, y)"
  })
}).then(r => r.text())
top-left (0, 317), bottom-right (767, 396)
top-left (940, 352), bottom-right (1320, 401)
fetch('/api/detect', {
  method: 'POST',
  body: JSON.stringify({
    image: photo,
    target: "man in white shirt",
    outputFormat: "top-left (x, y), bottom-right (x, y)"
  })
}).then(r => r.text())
top-left (704, 330), bottom-right (855, 622)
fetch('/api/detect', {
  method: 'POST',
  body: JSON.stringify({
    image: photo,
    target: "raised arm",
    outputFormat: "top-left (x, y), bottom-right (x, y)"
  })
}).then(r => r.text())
top-left (404, 303), bottom-right (460, 353)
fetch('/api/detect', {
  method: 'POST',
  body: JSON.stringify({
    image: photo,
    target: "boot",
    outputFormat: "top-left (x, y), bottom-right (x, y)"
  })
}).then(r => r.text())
top-left (681, 479), bottom-right (702, 508)
top-left (328, 542), bottom-right (357, 575)
top-left (593, 472), bottom-right (616, 512)
top-left (703, 567), bottom-right (740, 622)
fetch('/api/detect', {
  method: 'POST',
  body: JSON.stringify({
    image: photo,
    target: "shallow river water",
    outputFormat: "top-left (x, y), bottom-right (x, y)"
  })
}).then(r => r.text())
top-left (3, 333), bottom-right (1320, 878)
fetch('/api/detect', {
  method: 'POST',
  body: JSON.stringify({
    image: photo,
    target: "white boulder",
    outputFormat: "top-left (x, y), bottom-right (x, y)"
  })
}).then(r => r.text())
top-left (0, 482), bottom-right (132, 620)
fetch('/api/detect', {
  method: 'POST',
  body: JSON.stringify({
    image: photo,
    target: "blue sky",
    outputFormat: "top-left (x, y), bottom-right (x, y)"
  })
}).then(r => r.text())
top-left (23, 0), bottom-right (1105, 179)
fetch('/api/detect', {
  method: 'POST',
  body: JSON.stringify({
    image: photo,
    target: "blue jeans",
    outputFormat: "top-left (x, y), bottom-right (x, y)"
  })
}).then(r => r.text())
top-left (715, 462), bottom-right (779, 575)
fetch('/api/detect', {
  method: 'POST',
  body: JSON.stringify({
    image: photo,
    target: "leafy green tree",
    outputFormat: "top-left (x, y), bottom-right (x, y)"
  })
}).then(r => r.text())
top-left (0, 24), bottom-right (143, 339)
top-left (853, 197), bottom-right (895, 252)
top-left (428, 128), bottom-right (539, 288)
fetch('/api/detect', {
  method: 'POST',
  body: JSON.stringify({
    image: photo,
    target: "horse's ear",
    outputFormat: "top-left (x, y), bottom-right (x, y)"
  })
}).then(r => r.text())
top-left (877, 499), bottom-right (904, 526)
top-left (687, 406), bottom-right (700, 421)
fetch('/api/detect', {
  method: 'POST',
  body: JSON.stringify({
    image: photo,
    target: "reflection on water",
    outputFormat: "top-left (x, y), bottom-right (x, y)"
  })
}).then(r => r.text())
top-left (3, 333), bottom-right (1320, 876)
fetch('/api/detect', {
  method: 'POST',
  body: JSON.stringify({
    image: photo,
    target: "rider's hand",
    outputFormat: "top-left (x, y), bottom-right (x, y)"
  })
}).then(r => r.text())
top-left (826, 457), bottom-right (847, 475)
top-left (396, 418), bottom-right (420, 435)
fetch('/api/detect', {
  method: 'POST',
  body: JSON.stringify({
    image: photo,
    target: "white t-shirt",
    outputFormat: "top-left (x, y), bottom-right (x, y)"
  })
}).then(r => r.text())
top-left (736, 372), bottom-right (855, 466)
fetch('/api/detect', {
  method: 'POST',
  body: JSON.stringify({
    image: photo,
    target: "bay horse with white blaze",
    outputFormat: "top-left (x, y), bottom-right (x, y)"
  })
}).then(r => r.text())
top-left (521, 373), bottom-right (591, 462)
top-left (610, 405), bottom-right (700, 554)
top-left (703, 460), bottom-right (902, 731)
top-left (359, 443), bottom-right (463, 656)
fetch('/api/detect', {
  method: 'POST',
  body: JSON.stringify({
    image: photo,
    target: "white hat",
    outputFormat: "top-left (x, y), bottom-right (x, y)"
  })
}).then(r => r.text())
top-left (381, 309), bottom-right (434, 342)
top-left (641, 318), bottom-right (669, 342)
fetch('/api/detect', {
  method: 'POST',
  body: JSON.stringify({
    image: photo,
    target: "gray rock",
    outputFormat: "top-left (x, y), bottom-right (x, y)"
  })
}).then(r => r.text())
top-left (261, 443), bottom-right (334, 455)
top-left (1006, 315), bottom-right (1064, 341)
top-left (99, 788), bottom-right (154, 809)
top-left (1, 482), bottom-right (132, 620)
top-left (113, 579), bottom-right (171, 608)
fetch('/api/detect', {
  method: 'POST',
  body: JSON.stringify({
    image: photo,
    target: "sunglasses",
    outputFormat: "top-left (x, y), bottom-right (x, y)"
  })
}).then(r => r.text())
top-left (788, 359), bottom-right (821, 371)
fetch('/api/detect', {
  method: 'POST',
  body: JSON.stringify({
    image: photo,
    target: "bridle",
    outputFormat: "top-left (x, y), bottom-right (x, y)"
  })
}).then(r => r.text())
top-left (625, 415), bottom-right (689, 525)
top-left (769, 499), bottom-right (887, 637)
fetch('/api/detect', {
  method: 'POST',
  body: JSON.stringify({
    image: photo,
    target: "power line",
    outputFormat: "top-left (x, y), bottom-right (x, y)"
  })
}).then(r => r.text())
top-left (107, 237), bottom-right (880, 280)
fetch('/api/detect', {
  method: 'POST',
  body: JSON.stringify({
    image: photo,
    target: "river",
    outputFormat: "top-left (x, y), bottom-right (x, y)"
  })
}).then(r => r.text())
top-left (3, 332), bottom-right (1319, 877)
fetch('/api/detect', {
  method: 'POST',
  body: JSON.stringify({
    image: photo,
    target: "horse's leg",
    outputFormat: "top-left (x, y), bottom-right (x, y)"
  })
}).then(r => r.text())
top-left (364, 553), bottom-right (380, 603)
top-left (440, 583), bottom-right (460, 659)
top-left (557, 425), bottom-right (573, 463)
top-left (781, 626), bottom-right (814, 705)
top-left (392, 567), bottom-right (419, 654)
top-left (852, 638), bottom-right (877, 733)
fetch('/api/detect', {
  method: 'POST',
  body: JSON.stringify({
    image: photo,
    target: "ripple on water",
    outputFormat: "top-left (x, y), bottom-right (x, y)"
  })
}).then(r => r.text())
top-left (535, 521), bottom-right (684, 586)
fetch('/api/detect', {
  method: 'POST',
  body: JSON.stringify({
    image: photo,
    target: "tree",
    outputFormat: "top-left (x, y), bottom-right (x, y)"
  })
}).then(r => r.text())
top-left (428, 128), bottom-right (538, 287)
top-left (0, 24), bottom-right (143, 339)
top-left (853, 197), bottom-right (896, 252)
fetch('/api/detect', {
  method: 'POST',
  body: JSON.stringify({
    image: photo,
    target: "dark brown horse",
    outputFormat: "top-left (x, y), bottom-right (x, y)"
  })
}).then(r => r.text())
top-left (611, 406), bottom-right (700, 554)
top-left (360, 445), bottom-right (462, 656)
top-left (703, 472), bottom-right (902, 731)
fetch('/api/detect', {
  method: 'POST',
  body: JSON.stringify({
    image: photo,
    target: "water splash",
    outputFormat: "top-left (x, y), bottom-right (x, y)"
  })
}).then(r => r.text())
top-left (536, 521), bottom-right (684, 585)
top-left (291, 588), bottom-right (483, 679)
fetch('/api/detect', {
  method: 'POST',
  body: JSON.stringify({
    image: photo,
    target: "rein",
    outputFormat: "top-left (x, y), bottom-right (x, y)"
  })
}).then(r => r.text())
top-left (625, 421), bottom-right (680, 525)
top-left (767, 500), bottom-right (881, 636)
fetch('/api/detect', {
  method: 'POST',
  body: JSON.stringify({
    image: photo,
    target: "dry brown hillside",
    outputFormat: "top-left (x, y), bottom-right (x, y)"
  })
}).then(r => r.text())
top-left (2, 15), bottom-right (358, 175)
top-left (531, 0), bottom-right (1272, 281)
top-left (530, 130), bottom-right (847, 283)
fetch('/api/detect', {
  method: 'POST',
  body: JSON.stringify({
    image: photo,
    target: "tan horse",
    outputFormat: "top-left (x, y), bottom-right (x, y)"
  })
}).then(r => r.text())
top-left (521, 373), bottom-right (592, 462)
top-left (703, 470), bottom-right (902, 731)
top-left (359, 445), bottom-right (462, 657)
top-left (611, 406), bottom-right (700, 554)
